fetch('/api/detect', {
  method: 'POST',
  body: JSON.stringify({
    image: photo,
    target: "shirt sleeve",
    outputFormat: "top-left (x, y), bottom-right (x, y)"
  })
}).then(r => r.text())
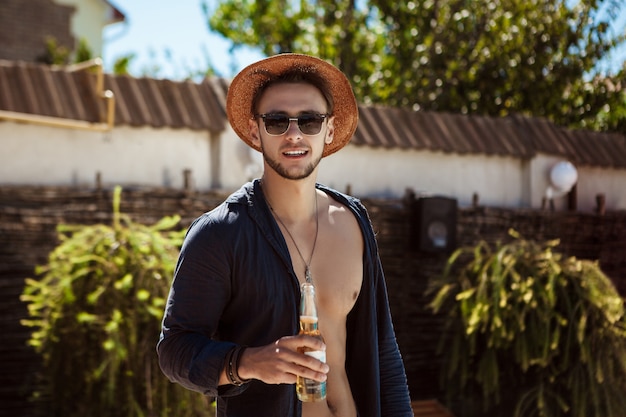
top-left (374, 254), bottom-right (414, 417)
top-left (156, 212), bottom-right (248, 398)
top-left (361, 201), bottom-right (413, 416)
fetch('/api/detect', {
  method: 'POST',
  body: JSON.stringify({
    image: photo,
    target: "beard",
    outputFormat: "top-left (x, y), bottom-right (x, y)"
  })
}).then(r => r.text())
top-left (261, 145), bottom-right (323, 181)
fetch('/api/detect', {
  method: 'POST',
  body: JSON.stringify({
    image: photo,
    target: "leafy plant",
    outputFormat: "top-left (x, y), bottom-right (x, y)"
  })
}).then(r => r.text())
top-left (428, 230), bottom-right (626, 417)
top-left (21, 186), bottom-right (213, 417)
top-left (43, 36), bottom-right (71, 65)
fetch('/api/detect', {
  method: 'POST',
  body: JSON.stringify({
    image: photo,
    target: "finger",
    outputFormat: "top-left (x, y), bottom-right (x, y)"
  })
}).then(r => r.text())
top-left (272, 338), bottom-right (329, 379)
top-left (241, 345), bottom-right (299, 384)
top-left (277, 335), bottom-right (326, 352)
top-left (297, 350), bottom-right (330, 374)
top-left (299, 335), bottom-right (327, 352)
top-left (290, 361), bottom-right (329, 383)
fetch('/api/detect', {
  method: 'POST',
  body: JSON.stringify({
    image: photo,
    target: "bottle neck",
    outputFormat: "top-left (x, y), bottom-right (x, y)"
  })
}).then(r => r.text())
top-left (300, 283), bottom-right (317, 316)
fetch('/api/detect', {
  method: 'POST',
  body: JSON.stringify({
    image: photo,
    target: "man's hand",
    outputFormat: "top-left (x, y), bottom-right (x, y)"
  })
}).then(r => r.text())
top-left (236, 335), bottom-right (329, 385)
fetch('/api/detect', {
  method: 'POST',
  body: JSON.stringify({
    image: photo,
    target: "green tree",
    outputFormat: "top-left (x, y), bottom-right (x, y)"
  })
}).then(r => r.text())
top-left (112, 53), bottom-right (136, 75)
top-left (42, 36), bottom-right (71, 65)
top-left (75, 38), bottom-right (93, 63)
top-left (205, 0), bottom-right (626, 132)
top-left (42, 37), bottom-right (93, 65)
top-left (204, 0), bottom-right (387, 101)
top-left (21, 187), bottom-right (213, 417)
top-left (111, 46), bottom-right (217, 80)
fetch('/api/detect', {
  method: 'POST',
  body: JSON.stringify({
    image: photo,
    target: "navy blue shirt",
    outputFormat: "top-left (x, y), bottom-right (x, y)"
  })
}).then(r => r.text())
top-left (157, 180), bottom-right (412, 417)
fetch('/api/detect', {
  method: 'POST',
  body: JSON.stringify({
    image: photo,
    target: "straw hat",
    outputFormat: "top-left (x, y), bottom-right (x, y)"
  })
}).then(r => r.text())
top-left (226, 53), bottom-right (358, 157)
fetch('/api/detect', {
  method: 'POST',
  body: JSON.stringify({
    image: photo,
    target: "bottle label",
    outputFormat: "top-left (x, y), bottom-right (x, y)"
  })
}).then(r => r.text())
top-left (305, 350), bottom-right (326, 363)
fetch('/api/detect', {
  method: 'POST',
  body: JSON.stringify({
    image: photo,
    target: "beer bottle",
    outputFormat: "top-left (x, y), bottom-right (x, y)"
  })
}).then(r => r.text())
top-left (296, 282), bottom-right (327, 402)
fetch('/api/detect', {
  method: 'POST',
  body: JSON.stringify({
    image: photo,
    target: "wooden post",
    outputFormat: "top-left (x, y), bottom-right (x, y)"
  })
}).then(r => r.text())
top-left (95, 172), bottom-right (102, 191)
top-left (596, 193), bottom-right (606, 215)
top-left (183, 169), bottom-right (192, 192)
top-left (403, 188), bottom-right (416, 206)
top-left (567, 184), bottom-right (577, 211)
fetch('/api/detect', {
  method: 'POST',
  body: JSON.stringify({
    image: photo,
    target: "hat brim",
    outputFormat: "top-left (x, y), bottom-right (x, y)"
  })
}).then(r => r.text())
top-left (226, 54), bottom-right (358, 158)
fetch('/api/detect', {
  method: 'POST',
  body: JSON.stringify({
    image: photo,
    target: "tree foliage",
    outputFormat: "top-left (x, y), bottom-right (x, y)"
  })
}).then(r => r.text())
top-left (428, 231), bottom-right (626, 417)
top-left (203, 0), bottom-right (387, 102)
top-left (21, 187), bottom-right (212, 417)
top-left (205, 0), bottom-right (626, 132)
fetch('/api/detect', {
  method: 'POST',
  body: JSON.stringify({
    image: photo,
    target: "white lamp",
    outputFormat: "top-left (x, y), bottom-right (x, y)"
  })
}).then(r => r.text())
top-left (549, 161), bottom-right (578, 193)
top-left (546, 161), bottom-right (578, 204)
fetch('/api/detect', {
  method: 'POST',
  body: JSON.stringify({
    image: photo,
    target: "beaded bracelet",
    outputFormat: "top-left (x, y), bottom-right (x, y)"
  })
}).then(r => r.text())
top-left (225, 347), bottom-right (236, 384)
top-left (227, 346), bottom-right (250, 386)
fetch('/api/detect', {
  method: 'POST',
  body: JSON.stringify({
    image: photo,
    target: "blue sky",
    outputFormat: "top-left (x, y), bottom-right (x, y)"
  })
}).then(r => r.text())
top-left (103, 0), bottom-right (626, 80)
top-left (103, 0), bottom-right (264, 79)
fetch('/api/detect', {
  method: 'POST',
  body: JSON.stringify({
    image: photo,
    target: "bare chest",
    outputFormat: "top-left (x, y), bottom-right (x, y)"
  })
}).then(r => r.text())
top-left (291, 209), bottom-right (364, 319)
top-left (312, 238), bottom-right (363, 319)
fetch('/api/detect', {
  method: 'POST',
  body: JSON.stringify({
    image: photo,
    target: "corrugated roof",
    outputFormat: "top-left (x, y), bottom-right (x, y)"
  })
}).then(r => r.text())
top-left (1, 60), bottom-right (624, 168)
top-left (355, 106), bottom-right (626, 168)
top-left (0, 60), bottom-right (228, 133)
top-left (355, 106), bottom-right (537, 157)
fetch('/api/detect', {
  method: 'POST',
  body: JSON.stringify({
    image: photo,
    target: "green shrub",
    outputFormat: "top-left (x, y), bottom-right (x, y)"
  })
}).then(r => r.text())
top-left (21, 186), bottom-right (213, 417)
top-left (428, 230), bottom-right (626, 417)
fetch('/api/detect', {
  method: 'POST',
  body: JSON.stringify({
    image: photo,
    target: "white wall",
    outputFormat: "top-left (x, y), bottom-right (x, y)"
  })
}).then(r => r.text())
top-left (529, 154), bottom-right (570, 211)
top-left (576, 165), bottom-right (626, 213)
top-left (528, 154), bottom-right (626, 213)
top-left (318, 145), bottom-right (528, 208)
top-left (218, 129), bottom-right (264, 191)
top-left (318, 147), bottom-right (626, 213)
top-left (0, 122), bottom-right (212, 189)
top-left (2, 122), bottom-right (624, 213)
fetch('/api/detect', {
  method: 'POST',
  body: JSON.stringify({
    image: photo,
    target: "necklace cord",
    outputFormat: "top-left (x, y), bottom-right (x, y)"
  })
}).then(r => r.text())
top-left (267, 191), bottom-right (319, 284)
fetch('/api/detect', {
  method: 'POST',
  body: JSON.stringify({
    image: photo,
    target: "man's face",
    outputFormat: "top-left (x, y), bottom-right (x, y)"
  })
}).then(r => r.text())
top-left (248, 82), bottom-right (335, 181)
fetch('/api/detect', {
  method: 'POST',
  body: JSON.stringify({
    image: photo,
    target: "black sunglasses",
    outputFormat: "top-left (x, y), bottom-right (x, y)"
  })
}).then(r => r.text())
top-left (254, 113), bottom-right (329, 136)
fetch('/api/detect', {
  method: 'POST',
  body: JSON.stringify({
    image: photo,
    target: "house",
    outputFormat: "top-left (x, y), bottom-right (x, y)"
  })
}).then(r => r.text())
top-left (0, 0), bottom-right (124, 62)
top-left (1, 58), bottom-right (625, 213)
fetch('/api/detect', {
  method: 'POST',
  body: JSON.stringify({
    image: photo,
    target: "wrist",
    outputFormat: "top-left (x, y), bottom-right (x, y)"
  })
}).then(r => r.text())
top-left (236, 347), bottom-right (253, 381)
top-left (226, 346), bottom-right (251, 386)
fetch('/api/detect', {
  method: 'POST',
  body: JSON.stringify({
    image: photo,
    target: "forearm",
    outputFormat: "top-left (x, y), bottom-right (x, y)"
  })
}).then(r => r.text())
top-left (157, 331), bottom-right (234, 396)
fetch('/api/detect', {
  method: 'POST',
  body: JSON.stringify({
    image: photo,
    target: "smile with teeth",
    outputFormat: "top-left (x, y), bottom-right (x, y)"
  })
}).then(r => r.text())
top-left (283, 150), bottom-right (307, 156)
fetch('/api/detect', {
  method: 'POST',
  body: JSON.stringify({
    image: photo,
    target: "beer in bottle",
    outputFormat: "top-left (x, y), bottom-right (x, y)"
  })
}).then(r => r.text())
top-left (296, 282), bottom-right (326, 402)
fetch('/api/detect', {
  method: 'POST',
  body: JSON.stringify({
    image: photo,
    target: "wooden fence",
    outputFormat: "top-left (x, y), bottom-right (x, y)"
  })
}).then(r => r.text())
top-left (1, 185), bottom-right (625, 416)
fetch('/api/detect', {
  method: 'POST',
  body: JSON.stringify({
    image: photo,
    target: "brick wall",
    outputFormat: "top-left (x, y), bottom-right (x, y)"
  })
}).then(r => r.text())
top-left (0, 0), bottom-right (75, 63)
top-left (1, 186), bottom-right (625, 416)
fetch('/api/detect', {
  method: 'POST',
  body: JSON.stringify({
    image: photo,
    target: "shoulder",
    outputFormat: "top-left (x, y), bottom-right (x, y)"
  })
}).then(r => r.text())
top-left (316, 183), bottom-right (367, 216)
top-left (185, 182), bottom-right (256, 240)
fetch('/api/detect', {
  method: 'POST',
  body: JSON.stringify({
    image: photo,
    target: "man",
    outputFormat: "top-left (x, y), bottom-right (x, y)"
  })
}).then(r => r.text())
top-left (157, 53), bottom-right (413, 417)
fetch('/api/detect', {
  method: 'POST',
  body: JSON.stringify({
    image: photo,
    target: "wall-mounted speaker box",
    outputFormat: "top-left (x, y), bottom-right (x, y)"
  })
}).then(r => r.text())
top-left (413, 196), bottom-right (458, 252)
